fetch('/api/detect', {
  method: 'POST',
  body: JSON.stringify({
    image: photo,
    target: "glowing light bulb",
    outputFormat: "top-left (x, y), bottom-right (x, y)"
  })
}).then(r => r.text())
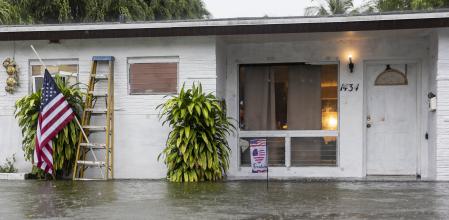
top-left (322, 111), bottom-right (338, 130)
top-left (328, 117), bottom-right (338, 128)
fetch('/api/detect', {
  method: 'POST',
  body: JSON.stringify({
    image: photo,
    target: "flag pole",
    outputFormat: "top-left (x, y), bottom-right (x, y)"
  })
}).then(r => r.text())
top-left (30, 45), bottom-right (104, 179)
top-left (30, 45), bottom-right (89, 143)
top-left (31, 45), bottom-right (53, 179)
top-left (30, 45), bottom-right (47, 70)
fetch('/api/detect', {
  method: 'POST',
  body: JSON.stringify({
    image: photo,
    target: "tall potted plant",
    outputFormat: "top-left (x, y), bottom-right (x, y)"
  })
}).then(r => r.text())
top-left (15, 75), bottom-right (84, 178)
top-left (158, 84), bottom-right (235, 182)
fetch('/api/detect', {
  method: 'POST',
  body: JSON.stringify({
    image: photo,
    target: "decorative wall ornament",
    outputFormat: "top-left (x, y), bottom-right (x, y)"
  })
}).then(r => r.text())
top-left (3, 57), bottom-right (18, 93)
top-left (374, 64), bottom-right (408, 86)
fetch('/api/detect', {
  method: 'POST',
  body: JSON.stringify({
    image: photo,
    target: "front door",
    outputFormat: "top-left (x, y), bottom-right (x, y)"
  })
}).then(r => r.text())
top-left (365, 63), bottom-right (418, 176)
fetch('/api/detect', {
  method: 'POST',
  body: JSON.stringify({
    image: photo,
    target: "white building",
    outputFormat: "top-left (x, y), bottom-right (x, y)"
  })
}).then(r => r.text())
top-left (1, 12), bottom-right (449, 180)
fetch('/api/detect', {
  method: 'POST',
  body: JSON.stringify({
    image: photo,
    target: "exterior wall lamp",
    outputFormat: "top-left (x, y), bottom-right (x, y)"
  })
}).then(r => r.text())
top-left (348, 55), bottom-right (354, 73)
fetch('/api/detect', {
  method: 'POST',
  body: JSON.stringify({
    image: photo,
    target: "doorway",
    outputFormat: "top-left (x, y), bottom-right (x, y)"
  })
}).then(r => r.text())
top-left (365, 63), bottom-right (419, 176)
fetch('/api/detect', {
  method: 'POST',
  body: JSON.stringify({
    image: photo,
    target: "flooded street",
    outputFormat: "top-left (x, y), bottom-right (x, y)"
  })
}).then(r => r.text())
top-left (0, 180), bottom-right (449, 219)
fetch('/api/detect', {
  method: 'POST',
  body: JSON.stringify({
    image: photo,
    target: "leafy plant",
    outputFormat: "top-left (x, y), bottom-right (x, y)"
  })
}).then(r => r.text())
top-left (0, 154), bottom-right (18, 173)
top-left (158, 84), bottom-right (235, 182)
top-left (0, 0), bottom-right (20, 24)
top-left (14, 75), bottom-right (84, 178)
top-left (5, 0), bottom-right (210, 24)
top-left (305, 0), bottom-right (357, 16)
top-left (371, 0), bottom-right (449, 11)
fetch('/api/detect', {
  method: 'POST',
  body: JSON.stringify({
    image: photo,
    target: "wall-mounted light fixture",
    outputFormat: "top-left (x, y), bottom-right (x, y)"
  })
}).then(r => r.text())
top-left (348, 54), bottom-right (354, 73)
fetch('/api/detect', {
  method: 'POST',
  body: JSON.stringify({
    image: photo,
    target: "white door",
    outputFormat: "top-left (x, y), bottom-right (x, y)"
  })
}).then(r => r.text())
top-left (365, 63), bottom-right (418, 176)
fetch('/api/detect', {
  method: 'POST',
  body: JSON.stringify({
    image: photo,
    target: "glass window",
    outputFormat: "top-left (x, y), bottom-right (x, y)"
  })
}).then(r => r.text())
top-left (291, 137), bottom-right (337, 166)
top-left (239, 63), bottom-right (338, 168)
top-left (239, 64), bottom-right (338, 131)
top-left (31, 63), bottom-right (78, 93)
top-left (240, 137), bottom-right (285, 167)
top-left (31, 64), bottom-right (78, 76)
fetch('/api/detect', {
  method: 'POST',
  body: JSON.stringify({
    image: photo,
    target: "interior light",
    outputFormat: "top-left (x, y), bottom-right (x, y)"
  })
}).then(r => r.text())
top-left (322, 111), bottom-right (338, 130)
top-left (328, 117), bottom-right (338, 128)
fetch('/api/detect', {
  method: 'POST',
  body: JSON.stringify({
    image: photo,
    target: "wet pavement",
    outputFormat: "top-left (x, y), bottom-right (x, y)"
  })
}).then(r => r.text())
top-left (0, 180), bottom-right (448, 219)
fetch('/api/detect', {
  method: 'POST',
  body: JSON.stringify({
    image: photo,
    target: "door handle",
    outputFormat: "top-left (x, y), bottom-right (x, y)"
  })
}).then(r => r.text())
top-left (367, 115), bottom-right (372, 128)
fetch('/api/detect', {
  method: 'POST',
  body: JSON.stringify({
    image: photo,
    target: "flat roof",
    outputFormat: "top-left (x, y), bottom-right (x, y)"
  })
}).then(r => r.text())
top-left (1, 11), bottom-right (449, 41)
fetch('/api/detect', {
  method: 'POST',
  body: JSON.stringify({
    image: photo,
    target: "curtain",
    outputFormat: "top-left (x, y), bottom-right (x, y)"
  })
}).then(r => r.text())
top-left (287, 65), bottom-right (322, 130)
top-left (243, 64), bottom-right (322, 130)
top-left (243, 66), bottom-right (276, 130)
top-left (288, 65), bottom-right (322, 164)
top-left (242, 65), bottom-right (282, 165)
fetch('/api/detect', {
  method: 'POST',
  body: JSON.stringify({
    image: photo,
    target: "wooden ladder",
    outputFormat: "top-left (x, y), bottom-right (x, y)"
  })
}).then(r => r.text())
top-left (73, 56), bottom-right (114, 180)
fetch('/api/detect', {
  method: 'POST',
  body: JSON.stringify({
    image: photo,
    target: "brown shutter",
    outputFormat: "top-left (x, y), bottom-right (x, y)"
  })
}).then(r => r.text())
top-left (129, 63), bottom-right (177, 94)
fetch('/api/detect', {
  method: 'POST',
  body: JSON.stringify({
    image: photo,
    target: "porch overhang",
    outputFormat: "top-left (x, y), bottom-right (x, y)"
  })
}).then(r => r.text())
top-left (1, 11), bottom-right (449, 41)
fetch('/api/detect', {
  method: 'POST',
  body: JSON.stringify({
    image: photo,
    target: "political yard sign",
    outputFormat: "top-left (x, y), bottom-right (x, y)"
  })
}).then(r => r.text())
top-left (250, 139), bottom-right (268, 173)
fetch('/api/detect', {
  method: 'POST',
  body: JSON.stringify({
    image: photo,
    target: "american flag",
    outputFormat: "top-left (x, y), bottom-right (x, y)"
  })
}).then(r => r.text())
top-left (250, 139), bottom-right (266, 163)
top-left (34, 69), bottom-right (75, 175)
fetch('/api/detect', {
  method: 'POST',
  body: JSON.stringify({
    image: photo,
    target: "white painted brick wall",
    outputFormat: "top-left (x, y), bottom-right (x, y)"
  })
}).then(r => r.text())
top-left (0, 36), bottom-right (218, 178)
top-left (435, 29), bottom-right (449, 180)
top-left (0, 30), bottom-right (440, 179)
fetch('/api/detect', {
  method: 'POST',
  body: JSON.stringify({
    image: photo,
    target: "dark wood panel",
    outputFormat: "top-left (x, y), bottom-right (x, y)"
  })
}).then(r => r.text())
top-left (132, 81), bottom-right (178, 87)
top-left (130, 74), bottom-right (177, 81)
top-left (129, 63), bottom-right (177, 94)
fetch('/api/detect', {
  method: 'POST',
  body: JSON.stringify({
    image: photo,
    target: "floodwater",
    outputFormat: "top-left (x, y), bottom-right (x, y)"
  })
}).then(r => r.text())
top-left (0, 180), bottom-right (448, 219)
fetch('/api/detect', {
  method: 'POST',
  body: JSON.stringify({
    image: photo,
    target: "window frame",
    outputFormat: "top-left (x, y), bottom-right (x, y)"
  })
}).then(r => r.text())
top-left (29, 59), bottom-right (79, 94)
top-left (127, 56), bottom-right (180, 95)
top-left (237, 61), bottom-right (340, 168)
top-left (31, 75), bottom-right (67, 93)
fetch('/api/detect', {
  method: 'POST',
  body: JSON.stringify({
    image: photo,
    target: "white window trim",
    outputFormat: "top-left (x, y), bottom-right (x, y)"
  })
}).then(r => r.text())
top-left (31, 75), bottom-right (43, 93)
top-left (31, 75), bottom-right (69, 93)
top-left (127, 56), bottom-right (180, 95)
top-left (128, 56), bottom-right (179, 64)
top-left (31, 75), bottom-right (42, 93)
top-left (239, 130), bottom-right (339, 168)
top-left (239, 130), bottom-right (339, 138)
top-left (29, 59), bottom-right (79, 68)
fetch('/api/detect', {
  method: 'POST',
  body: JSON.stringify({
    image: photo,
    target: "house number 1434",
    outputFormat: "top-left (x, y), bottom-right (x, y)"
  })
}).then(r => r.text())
top-left (340, 83), bottom-right (360, 92)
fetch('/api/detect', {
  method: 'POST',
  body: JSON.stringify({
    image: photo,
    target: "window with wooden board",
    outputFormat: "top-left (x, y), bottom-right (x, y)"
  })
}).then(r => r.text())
top-left (30, 60), bottom-right (78, 93)
top-left (129, 62), bottom-right (178, 94)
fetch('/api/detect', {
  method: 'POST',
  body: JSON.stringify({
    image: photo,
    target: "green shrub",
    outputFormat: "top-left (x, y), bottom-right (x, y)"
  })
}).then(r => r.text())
top-left (0, 154), bottom-right (18, 173)
top-left (14, 75), bottom-right (84, 178)
top-left (158, 84), bottom-right (235, 182)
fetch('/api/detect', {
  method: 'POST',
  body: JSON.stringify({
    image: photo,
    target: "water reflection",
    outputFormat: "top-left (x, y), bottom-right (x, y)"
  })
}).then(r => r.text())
top-left (17, 181), bottom-right (117, 219)
top-left (0, 180), bottom-right (448, 219)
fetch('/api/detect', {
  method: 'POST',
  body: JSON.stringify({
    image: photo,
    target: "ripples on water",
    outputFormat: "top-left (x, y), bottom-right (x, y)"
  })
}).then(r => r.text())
top-left (0, 180), bottom-right (448, 219)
